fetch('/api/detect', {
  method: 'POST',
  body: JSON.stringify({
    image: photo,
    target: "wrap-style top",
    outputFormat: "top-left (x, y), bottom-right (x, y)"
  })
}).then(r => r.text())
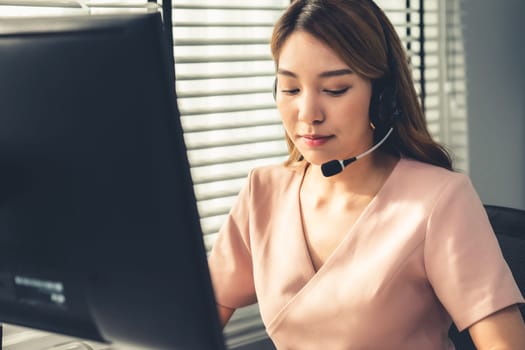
top-left (208, 158), bottom-right (524, 350)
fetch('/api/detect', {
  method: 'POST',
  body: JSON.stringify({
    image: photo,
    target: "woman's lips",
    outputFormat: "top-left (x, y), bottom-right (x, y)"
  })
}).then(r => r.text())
top-left (300, 135), bottom-right (333, 147)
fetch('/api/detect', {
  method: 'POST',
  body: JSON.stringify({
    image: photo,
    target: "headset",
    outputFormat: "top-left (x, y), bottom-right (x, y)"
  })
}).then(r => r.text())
top-left (272, 0), bottom-right (402, 177)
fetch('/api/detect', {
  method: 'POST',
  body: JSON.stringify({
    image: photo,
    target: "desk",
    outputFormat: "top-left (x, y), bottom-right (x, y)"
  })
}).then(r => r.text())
top-left (2, 324), bottom-right (113, 350)
top-left (1, 306), bottom-right (275, 350)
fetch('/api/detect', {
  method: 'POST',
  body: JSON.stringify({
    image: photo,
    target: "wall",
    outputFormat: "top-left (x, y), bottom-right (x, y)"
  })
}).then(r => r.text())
top-left (462, 0), bottom-right (525, 210)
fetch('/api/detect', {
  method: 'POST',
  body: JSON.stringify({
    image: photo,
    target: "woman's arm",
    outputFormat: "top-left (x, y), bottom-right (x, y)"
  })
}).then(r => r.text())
top-left (217, 304), bottom-right (236, 329)
top-left (468, 305), bottom-right (525, 350)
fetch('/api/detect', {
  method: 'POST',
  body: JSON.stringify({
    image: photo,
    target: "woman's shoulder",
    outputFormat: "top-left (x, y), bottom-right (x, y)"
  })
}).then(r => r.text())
top-left (250, 163), bottom-right (304, 184)
top-left (244, 163), bottom-right (305, 199)
top-left (399, 157), bottom-right (468, 184)
top-left (383, 159), bottom-right (484, 234)
top-left (393, 157), bottom-right (474, 201)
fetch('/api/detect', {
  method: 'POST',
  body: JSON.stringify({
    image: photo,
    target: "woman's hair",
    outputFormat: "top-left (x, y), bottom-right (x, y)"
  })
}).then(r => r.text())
top-left (271, 0), bottom-right (453, 170)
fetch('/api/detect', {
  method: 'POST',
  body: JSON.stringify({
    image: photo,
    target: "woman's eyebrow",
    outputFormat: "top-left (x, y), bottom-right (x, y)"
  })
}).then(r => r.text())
top-left (319, 68), bottom-right (354, 78)
top-left (276, 68), bottom-right (354, 78)
top-left (276, 68), bottom-right (297, 78)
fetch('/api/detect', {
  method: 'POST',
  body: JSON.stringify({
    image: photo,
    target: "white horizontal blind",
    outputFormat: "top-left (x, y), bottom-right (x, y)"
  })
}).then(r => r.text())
top-left (172, 0), bottom-right (290, 252)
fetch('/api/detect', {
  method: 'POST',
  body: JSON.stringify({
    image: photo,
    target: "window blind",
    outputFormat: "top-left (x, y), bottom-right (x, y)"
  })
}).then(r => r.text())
top-left (171, 0), bottom-right (290, 253)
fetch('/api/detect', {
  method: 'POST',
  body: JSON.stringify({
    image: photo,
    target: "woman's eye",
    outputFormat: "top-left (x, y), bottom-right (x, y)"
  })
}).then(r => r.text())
top-left (324, 87), bottom-right (349, 96)
top-left (281, 88), bottom-right (300, 95)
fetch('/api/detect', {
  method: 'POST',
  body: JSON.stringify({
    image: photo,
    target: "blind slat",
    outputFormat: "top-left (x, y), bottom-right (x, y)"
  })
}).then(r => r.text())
top-left (179, 103), bottom-right (276, 116)
top-left (0, 0), bottom-right (81, 7)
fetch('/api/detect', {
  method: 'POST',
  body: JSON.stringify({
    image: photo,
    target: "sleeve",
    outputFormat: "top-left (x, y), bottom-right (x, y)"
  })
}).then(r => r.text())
top-left (424, 174), bottom-right (525, 331)
top-left (207, 170), bottom-right (257, 309)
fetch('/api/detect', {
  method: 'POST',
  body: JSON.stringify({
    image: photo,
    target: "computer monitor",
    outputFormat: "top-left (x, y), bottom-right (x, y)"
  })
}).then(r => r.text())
top-left (0, 12), bottom-right (225, 350)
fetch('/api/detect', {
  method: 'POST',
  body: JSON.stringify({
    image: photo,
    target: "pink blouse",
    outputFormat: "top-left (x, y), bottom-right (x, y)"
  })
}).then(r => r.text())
top-left (208, 158), bottom-right (524, 350)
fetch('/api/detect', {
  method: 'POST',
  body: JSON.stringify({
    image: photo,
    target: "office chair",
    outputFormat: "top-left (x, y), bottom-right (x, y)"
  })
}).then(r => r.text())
top-left (448, 205), bottom-right (525, 350)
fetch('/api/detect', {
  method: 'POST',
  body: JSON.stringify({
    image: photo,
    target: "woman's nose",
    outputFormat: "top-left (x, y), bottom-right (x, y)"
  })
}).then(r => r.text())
top-left (297, 92), bottom-right (324, 124)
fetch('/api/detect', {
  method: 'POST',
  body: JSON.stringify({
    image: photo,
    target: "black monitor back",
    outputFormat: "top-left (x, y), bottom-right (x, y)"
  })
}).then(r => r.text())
top-left (0, 12), bottom-right (225, 350)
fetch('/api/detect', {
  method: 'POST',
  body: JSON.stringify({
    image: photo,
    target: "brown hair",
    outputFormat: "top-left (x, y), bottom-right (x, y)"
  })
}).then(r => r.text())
top-left (271, 0), bottom-right (453, 170)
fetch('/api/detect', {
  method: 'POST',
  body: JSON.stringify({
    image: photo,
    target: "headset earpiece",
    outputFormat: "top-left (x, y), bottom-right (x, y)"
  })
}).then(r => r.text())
top-left (272, 77), bottom-right (277, 100)
top-left (370, 77), bottom-right (400, 143)
top-left (379, 81), bottom-right (401, 127)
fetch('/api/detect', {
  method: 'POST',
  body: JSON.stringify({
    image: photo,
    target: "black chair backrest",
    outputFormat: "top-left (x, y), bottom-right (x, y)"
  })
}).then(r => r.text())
top-left (448, 205), bottom-right (525, 350)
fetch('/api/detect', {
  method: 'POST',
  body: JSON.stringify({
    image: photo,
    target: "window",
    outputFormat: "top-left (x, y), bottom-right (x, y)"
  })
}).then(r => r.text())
top-left (171, 0), bottom-right (290, 253)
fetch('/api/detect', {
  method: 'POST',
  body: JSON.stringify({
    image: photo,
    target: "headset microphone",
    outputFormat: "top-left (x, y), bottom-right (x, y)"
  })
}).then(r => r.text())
top-left (320, 127), bottom-right (394, 177)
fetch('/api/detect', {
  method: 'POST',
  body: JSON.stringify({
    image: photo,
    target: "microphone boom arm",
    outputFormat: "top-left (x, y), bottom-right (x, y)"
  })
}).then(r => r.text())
top-left (321, 127), bottom-right (394, 177)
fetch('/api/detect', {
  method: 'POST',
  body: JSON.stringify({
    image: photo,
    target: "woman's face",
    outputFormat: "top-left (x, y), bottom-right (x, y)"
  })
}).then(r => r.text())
top-left (276, 31), bottom-right (374, 166)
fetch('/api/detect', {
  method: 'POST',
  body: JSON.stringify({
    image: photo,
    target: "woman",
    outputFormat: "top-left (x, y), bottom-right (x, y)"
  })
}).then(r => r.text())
top-left (208, 1), bottom-right (525, 349)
